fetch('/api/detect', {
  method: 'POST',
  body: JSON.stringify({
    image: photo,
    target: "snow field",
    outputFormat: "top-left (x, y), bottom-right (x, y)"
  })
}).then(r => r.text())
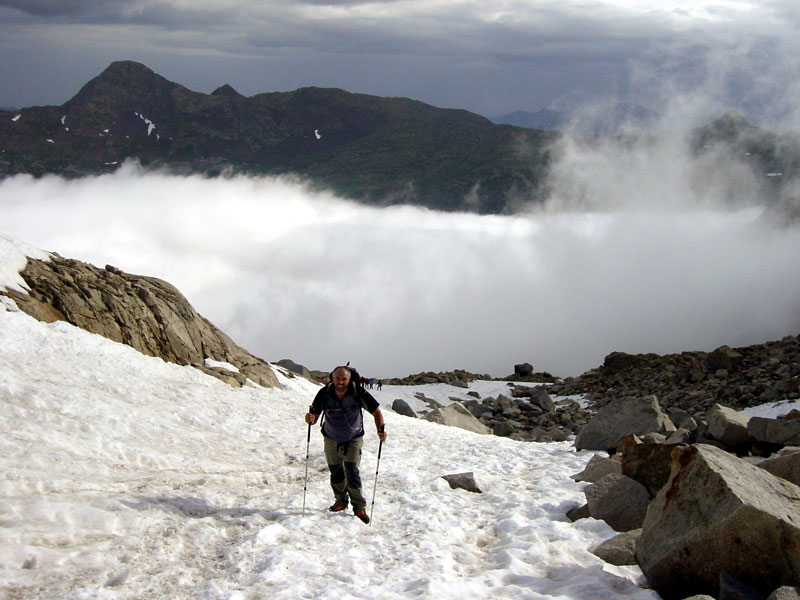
top-left (0, 265), bottom-right (657, 599)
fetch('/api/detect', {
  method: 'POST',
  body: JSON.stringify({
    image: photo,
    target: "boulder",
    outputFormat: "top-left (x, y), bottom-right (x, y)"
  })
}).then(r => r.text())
top-left (768, 587), bottom-right (800, 600)
top-left (621, 439), bottom-right (681, 497)
top-left (571, 454), bottom-right (622, 483)
top-left (514, 362), bottom-right (534, 376)
top-left (392, 399), bottom-right (417, 418)
top-left (635, 444), bottom-right (800, 599)
top-left (424, 402), bottom-right (492, 435)
top-left (707, 404), bottom-right (750, 449)
top-left (758, 448), bottom-right (800, 486)
top-left (528, 387), bottom-right (556, 412)
top-left (707, 345), bottom-right (743, 371)
top-left (442, 472), bottom-right (482, 493)
top-left (492, 422), bottom-right (516, 437)
top-left (584, 473), bottom-right (651, 532)
top-left (749, 417), bottom-right (800, 446)
top-left (591, 529), bottom-right (641, 566)
top-left (574, 395), bottom-right (676, 452)
top-left (566, 503), bottom-right (591, 522)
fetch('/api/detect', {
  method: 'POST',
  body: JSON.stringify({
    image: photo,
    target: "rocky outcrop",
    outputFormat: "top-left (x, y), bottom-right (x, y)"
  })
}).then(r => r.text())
top-left (571, 401), bottom-right (800, 598)
top-left (635, 444), bottom-right (800, 599)
top-left (2, 253), bottom-right (279, 388)
top-left (551, 338), bottom-right (800, 414)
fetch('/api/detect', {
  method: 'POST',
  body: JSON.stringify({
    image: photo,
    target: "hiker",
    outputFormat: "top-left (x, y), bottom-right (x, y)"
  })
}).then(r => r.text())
top-left (304, 365), bottom-right (387, 523)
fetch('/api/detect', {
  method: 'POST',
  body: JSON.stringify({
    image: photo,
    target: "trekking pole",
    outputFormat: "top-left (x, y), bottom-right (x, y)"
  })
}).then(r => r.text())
top-left (302, 422), bottom-right (311, 518)
top-left (369, 437), bottom-right (384, 526)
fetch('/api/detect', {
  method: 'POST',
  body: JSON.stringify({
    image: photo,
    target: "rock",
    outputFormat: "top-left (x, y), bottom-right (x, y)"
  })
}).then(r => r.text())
top-left (275, 358), bottom-right (313, 378)
top-left (591, 529), bottom-right (641, 566)
top-left (566, 503), bottom-right (591, 522)
top-left (528, 387), bottom-right (556, 412)
top-left (515, 362), bottom-right (534, 376)
top-left (602, 351), bottom-right (645, 374)
top-left (621, 439), bottom-right (681, 497)
top-left (5, 255), bottom-right (279, 388)
top-left (768, 587), bottom-right (800, 600)
top-left (424, 402), bottom-right (492, 435)
top-left (392, 399), bottom-right (417, 418)
top-left (571, 454), bottom-right (622, 483)
top-left (575, 395), bottom-right (676, 452)
top-left (749, 417), bottom-right (800, 446)
top-left (719, 573), bottom-right (768, 600)
top-left (707, 404), bottom-right (751, 449)
top-left (707, 345), bottom-right (743, 371)
top-left (758, 449), bottom-right (800, 486)
top-left (492, 421), bottom-right (516, 437)
top-left (442, 472), bottom-right (482, 493)
top-left (584, 473), bottom-right (651, 532)
top-left (635, 444), bottom-right (800, 599)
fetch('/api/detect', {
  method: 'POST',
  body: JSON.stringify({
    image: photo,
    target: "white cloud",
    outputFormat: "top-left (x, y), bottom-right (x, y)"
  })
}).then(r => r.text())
top-left (1, 156), bottom-right (798, 379)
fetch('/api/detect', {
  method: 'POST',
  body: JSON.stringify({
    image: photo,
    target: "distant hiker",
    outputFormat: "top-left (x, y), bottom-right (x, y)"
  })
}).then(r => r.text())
top-left (377, 380), bottom-right (383, 391)
top-left (305, 365), bottom-right (387, 524)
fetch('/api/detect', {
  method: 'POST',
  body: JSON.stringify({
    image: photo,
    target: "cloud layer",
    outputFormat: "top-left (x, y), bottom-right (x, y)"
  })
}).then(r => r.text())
top-left (1, 0), bottom-right (799, 121)
top-left (1, 142), bottom-right (798, 379)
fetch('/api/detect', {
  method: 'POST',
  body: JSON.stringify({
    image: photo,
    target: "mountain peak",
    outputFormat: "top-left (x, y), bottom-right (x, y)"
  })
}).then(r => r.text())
top-left (211, 84), bottom-right (243, 98)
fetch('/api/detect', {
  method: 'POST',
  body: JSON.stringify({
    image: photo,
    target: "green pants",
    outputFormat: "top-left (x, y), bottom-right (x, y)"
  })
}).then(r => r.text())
top-left (323, 437), bottom-right (366, 510)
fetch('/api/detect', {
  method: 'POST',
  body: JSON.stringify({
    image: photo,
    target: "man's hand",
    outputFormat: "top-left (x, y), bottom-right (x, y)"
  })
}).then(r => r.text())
top-left (305, 412), bottom-right (317, 425)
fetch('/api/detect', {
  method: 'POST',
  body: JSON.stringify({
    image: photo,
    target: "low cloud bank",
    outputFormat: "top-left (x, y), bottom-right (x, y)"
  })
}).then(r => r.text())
top-left (1, 154), bottom-right (798, 378)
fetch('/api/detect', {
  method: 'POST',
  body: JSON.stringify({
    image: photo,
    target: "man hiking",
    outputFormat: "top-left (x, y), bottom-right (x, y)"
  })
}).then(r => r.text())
top-left (305, 365), bottom-right (387, 524)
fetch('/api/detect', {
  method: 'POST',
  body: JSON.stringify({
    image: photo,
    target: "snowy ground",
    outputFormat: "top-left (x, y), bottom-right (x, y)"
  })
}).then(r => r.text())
top-left (0, 236), bottom-right (661, 600)
top-left (2, 233), bottom-right (796, 600)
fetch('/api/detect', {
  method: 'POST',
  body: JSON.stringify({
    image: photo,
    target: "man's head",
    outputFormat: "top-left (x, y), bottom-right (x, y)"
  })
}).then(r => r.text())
top-left (332, 366), bottom-right (351, 394)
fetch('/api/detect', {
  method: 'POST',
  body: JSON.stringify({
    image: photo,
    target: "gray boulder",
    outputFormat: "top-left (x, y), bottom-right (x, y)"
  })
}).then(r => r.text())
top-left (749, 416), bottom-right (800, 446)
top-left (392, 399), bottom-right (417, 418)
top-left (768, 587), bottom-right (800, 600)
top-left (591, 529), bottom-right (641, 566)
top-left (442, 472), bottom-right (482, 493)
top-left (707, 404), bottom-right (750, 448)
top-left (515, 362), bottom-right (534, 376)
top-left (707, 345), bottom-right (743, 371)
top-left (575, 395), bottom-right (676, 452)
top-left (584, 473), bottom-right (651, 532)
top-left (635, 444), bottom-right (800, 599)
top-left (5, 254), bottom-right (279, 388)
top-left (571, 454), bottom-right (622, 483)
top-left (758, 448), bottom-right (800, 486)
top-left (424, 402), bottom-right (492, 435)
top-left (621, 438), bottom-right (681, 498)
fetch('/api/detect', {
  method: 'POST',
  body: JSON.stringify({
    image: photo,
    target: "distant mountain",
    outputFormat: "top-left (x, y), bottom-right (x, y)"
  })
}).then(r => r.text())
top-left (0, 61), bottom-right (556, 214)
top-left (492, 109), bottom-right (570, 131)
top-left (493, 103), bottom-right (660, 133)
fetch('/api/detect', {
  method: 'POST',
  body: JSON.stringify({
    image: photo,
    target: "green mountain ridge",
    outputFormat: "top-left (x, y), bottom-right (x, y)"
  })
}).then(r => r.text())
top-left (1, 61), bottom-right (798, 214)
top-left (0, 61), bottom-right (554, 213)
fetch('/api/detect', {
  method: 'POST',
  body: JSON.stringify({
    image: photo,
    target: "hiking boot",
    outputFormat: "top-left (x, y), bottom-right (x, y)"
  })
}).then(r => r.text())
top-left (328, 501), bottom-right (348, 512)
top-left (354, 508), bottom-right (370, 524)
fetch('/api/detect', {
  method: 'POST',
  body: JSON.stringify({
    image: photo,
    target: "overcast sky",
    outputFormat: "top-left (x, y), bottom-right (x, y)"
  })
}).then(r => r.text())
top-left (1, 1), bottom-right (800, 122)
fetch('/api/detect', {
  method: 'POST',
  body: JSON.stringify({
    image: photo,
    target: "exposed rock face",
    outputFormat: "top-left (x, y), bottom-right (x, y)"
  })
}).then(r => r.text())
top-left (574, 395), bottom-right (675, 452)
top-left (635, 444), bottom-right (800, 599)
top-left (2, 254), bottom-right (279, 388)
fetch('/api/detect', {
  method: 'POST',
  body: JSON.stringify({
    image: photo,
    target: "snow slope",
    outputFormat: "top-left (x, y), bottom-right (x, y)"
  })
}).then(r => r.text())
top-left (0, 234), bottom-right (658, 599)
